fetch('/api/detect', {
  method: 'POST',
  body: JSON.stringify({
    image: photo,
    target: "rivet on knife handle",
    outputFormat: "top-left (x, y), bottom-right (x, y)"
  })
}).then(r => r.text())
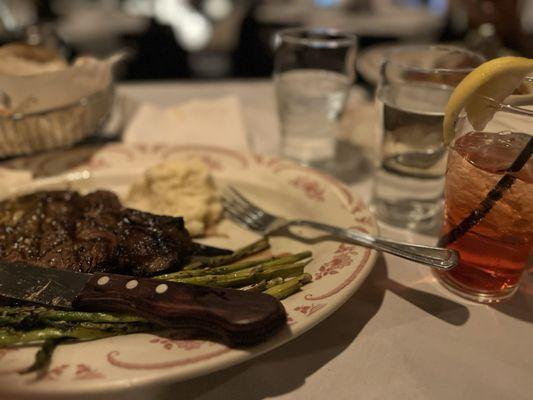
top-left (72, 273), bottom-right (287, 346)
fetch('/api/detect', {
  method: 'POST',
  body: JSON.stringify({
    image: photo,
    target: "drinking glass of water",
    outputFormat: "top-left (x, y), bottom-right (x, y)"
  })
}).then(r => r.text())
top-left (370, 45), bottom-right (484, 230)
top-left (273, 28), bottom-right (357, 166)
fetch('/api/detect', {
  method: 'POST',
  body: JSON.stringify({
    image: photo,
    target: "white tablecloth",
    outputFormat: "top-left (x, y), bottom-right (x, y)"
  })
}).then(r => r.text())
top-left (101, 81), bottom-right (531, 400)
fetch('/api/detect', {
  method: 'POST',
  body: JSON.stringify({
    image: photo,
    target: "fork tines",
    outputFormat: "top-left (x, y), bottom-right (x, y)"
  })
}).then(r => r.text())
top-left (221, 186), bottom-right (273, 232)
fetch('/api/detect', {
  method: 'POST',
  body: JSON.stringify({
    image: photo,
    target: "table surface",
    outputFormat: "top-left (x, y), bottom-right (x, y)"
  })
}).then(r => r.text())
top-left (6, 81), bottom-right (533, 400)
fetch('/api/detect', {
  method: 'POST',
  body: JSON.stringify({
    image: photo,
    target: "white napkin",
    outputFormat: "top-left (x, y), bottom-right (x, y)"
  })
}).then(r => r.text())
top-left (123, 96), bottom-right (249, 150)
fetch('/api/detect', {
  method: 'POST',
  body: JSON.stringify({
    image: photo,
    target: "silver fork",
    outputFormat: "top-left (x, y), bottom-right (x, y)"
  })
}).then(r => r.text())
top-left (222, 187), bottom-right (458, 270)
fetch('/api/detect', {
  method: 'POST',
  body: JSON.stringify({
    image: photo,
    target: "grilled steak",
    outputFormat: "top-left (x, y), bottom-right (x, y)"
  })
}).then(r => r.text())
top-left (0, 190), bottom-right (195, 276)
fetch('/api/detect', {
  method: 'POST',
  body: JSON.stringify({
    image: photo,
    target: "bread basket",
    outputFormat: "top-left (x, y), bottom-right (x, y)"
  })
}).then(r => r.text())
top-left (0, 86), bottom-right (113, 158)
top-left (0, 47), bottom-right (122, 158)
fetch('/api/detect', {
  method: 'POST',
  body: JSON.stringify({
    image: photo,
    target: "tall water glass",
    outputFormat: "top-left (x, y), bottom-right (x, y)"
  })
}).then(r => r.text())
top-left (273, 28), bottom-right (357, 165)
top-left (371, 46), bottom-right (484, 230)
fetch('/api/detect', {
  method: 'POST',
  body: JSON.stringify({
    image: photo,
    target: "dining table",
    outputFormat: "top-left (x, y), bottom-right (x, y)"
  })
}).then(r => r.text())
top-left (2, 80), bottom-right (531, 400)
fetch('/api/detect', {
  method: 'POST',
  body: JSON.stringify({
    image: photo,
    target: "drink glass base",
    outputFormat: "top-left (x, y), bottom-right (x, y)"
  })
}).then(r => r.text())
top-left (434, 270), bottom-right (519, 304)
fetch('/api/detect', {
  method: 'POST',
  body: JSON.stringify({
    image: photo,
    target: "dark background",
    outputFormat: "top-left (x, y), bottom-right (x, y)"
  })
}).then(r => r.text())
top-left (0, 0), bottom-right (531, 82)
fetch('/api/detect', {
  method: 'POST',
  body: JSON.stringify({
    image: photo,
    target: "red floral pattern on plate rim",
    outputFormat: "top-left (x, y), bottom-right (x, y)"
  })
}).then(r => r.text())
top-left (289, 176), bottom-right (326, 202)
top-left (272, 163), bottom-right (354, 207)
top-left (74, 364), bottom-right (105, 380)
top-left (305, 247), bottom-right (372, 301)
top-left (314, 243), bottom-right (359, 280)
top-left (149, 338), bottom-right (205, 351)
top-left (293, 303), bottom-right (327, 316)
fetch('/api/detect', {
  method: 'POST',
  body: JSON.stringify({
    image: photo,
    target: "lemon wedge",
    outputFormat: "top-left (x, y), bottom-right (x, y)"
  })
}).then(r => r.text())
top-left (443, 56), bottom-right (533, 144)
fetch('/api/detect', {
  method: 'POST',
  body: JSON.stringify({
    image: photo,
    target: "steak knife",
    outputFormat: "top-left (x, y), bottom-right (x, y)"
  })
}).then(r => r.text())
top-left (0, 261), bottom-right (287, 346)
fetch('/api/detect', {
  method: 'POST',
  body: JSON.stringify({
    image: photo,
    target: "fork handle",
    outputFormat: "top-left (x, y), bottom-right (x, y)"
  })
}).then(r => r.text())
top-left (290, 220), bottom-right (458, 270)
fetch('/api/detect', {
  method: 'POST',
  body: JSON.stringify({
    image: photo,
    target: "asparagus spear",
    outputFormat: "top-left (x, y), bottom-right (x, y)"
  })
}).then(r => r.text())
top-left (0, 326), bottom-right (115, 347)
top-left (263, 273), bottom-right (312, 300)
top-left (157, 259), bottom-right (264, 280)
top-left (260, 260), bottom-right (311, 280)
top-left (166, 260), bottom-right (310, 288)
top-left (0, 314), bottom-right (26, 326)
top-left (0, 321), bottom-right (157, 377)
top-left (0, 307), bottom-right (147, 328)
top-left (20, 338), bottom-right (67, 376)
top-left (242, 280), bottom-right (268, 292)
top-left (0, 306), bottom-right (57, 329)
top-left (156, 251), bottom-right (311, 280)
top-left (39, 310), bottom-right (146, 324)
top-left (296, 273), bottom-right (313, 285)
top-left (16, 322), bottom-right (152, 376)
top-left (0, 319), bottom-right (157, 346)
top-left (157, 258), bottom-right (272, 279)
top-left (179, 261), bottom-right (204, 271)
top-left (45, 321), bottom-right (154, 332)
top-left (182, 237), bottom-right (270, 271)
top-left (265, 276), bottom-right (285, 289)
top-left (244, 276), bottom-right (286, 292)
top-left (0, 306), bottom-right (40, 321)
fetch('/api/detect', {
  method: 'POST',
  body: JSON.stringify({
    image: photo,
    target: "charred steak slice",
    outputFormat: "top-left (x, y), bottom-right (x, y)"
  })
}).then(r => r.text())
top-left (0, 190), bottom-right (194, 276)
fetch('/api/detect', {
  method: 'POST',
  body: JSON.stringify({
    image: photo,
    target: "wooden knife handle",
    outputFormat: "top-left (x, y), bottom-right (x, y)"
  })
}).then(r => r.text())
top-left (72, 273), bottom-right (287, 346)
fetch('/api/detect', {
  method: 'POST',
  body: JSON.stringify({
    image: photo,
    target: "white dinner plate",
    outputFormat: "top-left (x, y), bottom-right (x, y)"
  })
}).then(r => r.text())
top-left (0, 144), bottom-right (377, 398)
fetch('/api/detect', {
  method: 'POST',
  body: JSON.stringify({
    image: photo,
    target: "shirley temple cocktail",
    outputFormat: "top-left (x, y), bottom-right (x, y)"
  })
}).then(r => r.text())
top-left (435, 57), bottom-right (533, 303)
top-left (437, 130), bottom-right (532, 302)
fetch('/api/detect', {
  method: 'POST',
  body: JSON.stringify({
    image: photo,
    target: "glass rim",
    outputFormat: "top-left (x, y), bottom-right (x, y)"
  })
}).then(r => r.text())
top-left (457, 78), bottom-right (533, 118)
top-left (453, 90), bottom-right (533, 144)
top-left (465, 94), bottom-right (533, 121)
top-left (384, 45), bottom-right (486, 74)
top-left (501, 78), bottom-right (533, 110)
top-left (275, 27), bottom-right (358, 49)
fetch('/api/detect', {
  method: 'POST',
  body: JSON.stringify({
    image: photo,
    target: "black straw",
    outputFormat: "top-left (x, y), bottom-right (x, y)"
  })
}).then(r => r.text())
top-left (439, 135), bottom-right (533, 247)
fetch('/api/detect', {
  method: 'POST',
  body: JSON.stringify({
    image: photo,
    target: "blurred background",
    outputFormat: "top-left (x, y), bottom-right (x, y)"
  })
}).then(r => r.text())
top-left (0, 0), bottom-right (532, 82)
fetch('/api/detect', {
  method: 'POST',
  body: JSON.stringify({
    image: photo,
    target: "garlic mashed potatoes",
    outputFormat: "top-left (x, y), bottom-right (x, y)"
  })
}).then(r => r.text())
top-left (126, 159), bottom-right (222, 236)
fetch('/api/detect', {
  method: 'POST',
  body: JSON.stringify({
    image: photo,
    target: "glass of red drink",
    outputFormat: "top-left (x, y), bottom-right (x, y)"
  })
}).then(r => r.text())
top-left (435, 90), bottom-right (533, 303)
